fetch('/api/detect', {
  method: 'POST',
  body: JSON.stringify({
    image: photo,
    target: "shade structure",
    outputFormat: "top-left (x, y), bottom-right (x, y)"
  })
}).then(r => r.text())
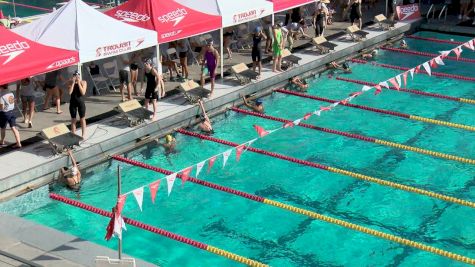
top-left (175, 0), bottom-right (274, 28)
top-left (268, 0), bottom-right (315, 12)
top-left (12, 0), bottom-right (157, 63)
top-left (0, 27), bottom-right (78, 85)
top-left (105, 0), bottom-right (221, 43)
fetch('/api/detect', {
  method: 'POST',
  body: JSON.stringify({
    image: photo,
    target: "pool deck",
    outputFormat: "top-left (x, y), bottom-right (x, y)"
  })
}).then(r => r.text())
top-left (0, 213), bottom-right (156, 267)
top-left (0, 20), bottom-right (420, 201)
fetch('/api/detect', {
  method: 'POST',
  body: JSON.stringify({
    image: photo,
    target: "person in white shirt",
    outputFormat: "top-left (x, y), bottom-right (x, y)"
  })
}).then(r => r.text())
top-left (0, 84), bottom-right (21, 148)
top-left (16, 77), bottom-right (38, 128)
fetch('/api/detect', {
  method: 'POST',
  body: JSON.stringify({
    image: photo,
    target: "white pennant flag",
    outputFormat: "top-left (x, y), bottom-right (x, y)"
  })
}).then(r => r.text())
top-left (395, 75), bottom-right (401, 87)
top-left (196, 161), bottom-right (206, 177)
top-left (222, 149), bottom-right (232, 168)
top-left (361, 85), bottom-right (372, 92)
top-left (132, 187), bottom-right (144, 211)
top-left (409, 68), bottom-right (415, 79)
top-left (422, 62), bottom-right (431, 76)
top-left (166, 173), bottom-right (177, 196)
top-left (113, 214), bottom-right (127, 240)
top-left (293, 119), bottom-right (302, 125)
top-left (379, 81), bottom-right (389, 88)
top-left (434, 56), bottom-right (445, 65)
top-left (244, 138), bottom-right (257, 152)
top-left (313, 110), bottom-right (321, 116)
top-left (439, 50), bottom-right (451, 57)
top-left (330, 102), bottom-right (339, 108)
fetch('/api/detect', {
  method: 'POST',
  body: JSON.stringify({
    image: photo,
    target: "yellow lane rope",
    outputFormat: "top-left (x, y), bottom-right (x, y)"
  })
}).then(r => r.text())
top-left (206, 246), bottom-right (268, 267)
top-left (410, 115), bottom-right (475, 132)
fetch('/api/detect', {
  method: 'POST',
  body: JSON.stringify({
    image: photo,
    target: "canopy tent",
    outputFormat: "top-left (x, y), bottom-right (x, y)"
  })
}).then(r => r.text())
top-left (105, 0), bottom-right (221, 43)
top-left (0, 27), bottom-right (78, 85)
top-left (268, 0), bottom-right (315, 12)
top-left (12, 0), bottom-right (157, 63)
top-left (176, 0), bottom-right (274, 28)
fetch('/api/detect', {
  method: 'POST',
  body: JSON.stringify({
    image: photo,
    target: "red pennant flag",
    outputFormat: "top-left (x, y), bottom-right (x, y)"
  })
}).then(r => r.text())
top-left (320, 106), bottom-right (331, 111)
top-left (149, 180), bottom-right (161, 204)
top-left (429, 59), bottom-right (438, 68)
top-left (340, 99), bottom-right (349, 105)
top-left (415, 65), bottom-right (421, 73)
top-left (181, 167), bottom-right (193, 185)
top-left (0, 10), bottom-right (4, 20)
top-left (402, 72), bottom-right (408, 87)
top-left (253, 125), bottom-right (269, 137)
top-left (350, 91), bottom-right (363, 97)
top-left (283, 121), bottom-right (294, 128)
top-left (303, 113), bottom-right (312, 120)
top-left (453, 47), bottom-right (462, 59)
top-left (116, 194), bottom-right (127, 215)
top-left (374, 85), bottom-right (382, 95)
top-left (236, 145), bottom-right (244, 162)
top-left (105, 212), bottom-right (115, 241)
top-left (207, 156), bottom-right (217, 173)
top-left (388, 78), bottom-right (400, 90)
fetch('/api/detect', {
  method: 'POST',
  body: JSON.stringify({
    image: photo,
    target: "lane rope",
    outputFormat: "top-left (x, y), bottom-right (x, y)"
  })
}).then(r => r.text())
top-left (350, 59), bottom-right (475, 82)
top-left (406, 35), bottom-right (465, 45)
top-left (336, 77), bottom-right (475, 104)
top-left (111, 155), bottom-right (475, 266)
top-left (49, 193), bottom-right (268, 267)
top-left (231, 107), bottom-right (475, 165)
top-left (275, 89), bottom-right (475, 132)
top-left (380, 46), bottom-right (475, 63)
top-left (176, 129), bottom-right (475, 209)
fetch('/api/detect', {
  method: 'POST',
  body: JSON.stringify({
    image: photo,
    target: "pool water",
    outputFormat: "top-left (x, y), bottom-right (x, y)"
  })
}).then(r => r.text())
top-left (2, 32), bottom-right (475, 267)
top-left (0, 0), bottom-right (105, 17)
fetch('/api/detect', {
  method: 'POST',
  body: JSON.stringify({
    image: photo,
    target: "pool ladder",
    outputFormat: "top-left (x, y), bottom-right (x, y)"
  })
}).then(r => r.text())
top-left (426, 3), bottom-right (448, 23)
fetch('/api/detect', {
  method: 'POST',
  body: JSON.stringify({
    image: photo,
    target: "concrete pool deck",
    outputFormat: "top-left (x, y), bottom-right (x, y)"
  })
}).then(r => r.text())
top-left (0, 213), bottom-right (156, 267)
top-left (0, 20), bottom-right (420, 201)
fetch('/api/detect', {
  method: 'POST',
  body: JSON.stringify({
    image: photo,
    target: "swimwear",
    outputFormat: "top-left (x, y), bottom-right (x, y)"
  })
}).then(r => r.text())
top-left (204, 50), bottom-right (217, 79)
top-left (252, 35), bottom-right (263, 62)
top-left (69, 83), bottom-right (86, 119)
top-left (350, 1), bottom-right (362, 23)
top-left (273, 29), bottom-right (282, 57)
top-left (145, 70), bottom-right (158, 100)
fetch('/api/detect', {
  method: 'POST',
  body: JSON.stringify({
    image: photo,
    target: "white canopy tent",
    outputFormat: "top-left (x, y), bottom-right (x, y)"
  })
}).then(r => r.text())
top-left (176, 0), bottom-right (274, 77)
top-left (13, 0), bottom-right (157, 63)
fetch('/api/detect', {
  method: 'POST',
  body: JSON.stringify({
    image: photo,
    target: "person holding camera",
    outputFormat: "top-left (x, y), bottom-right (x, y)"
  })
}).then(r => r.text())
top-left (68, 71), bottom-right (87, 138)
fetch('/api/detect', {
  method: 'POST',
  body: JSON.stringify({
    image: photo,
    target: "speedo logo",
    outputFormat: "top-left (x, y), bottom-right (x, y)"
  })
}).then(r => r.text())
top-left (400, 5), bottom-right (419, 20)
top-left (157, 8), bottom-right (187, 27)
top-left (0, 40), bottom-right (30, 65)
top-left (115, 10), bottom-right (150, 23)
top-left (47, 56), bottom-right (77, 70)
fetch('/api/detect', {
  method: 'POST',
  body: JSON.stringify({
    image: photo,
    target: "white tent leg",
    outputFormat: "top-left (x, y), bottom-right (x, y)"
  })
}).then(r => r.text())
top-left (220, 28), bottom-right (224, 79)
top-left (272, 13), bottom-right (274, 25)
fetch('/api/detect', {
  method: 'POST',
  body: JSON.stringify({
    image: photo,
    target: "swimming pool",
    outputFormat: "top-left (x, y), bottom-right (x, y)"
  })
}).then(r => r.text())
top-left (2, 31), bottom-right (475, 266)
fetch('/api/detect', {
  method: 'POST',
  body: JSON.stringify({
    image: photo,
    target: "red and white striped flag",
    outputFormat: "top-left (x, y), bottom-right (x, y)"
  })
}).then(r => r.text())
top-left (253, 125), bottom-right (269, 137)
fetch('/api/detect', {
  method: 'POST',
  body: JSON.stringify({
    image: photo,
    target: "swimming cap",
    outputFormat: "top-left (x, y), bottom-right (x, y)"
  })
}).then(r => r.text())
top-left (71, 166), bottom-right (78, 176)
top-left (255, 99), bottom-right (263, 105)
top-left (165, 134), bottom-right (173, 143)
top-left (255, 26), bottom-right (262, 33)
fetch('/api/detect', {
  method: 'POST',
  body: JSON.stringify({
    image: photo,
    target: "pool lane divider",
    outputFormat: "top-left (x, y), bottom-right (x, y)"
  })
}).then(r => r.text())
top-left (380, 47), bottom-right (475, 63)
top-left (110, 156), bottom-right (475, 265)
top-left (350, 59), bottom-right (475, 82)
top-left (406, 35), bottom-right (465, 45)
top-left (275, 89), bottom-right (475, 132)
top-left (176, 128), bottom-right (475, 210)
top-left (49, 193), bottom-right (268, 267)
top-left (231, 107), bottom-right (475, 165)
top-left (336, 77), bottom-right (475, 105)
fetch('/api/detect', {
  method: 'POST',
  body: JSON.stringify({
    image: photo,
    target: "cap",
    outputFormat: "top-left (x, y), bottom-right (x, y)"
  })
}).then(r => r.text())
top-left (165, 134), bottom-right (174, 143)
top-left (71, 166), bottom-right (78, 176)
top-left (277, 21), bottom-right (284, 27)
top-left (255, 98), bottom-right (263, 105)
top-left (73, 70), bottom-right (80, 76)
top-left (206, 39), bottom-right (214, 45)
top-left (144, 58), bottom-right (153, 65)
top-left (254, 26), bottom-right (262, 33)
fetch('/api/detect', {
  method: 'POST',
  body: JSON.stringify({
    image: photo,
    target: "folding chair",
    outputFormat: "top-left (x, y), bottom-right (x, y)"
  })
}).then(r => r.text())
top-left (282, 49), bottom-right (302, 68)
top-left (40, 123), bottom-right (82, 154)
top-left (312, 36), bottom-right (338, 54)
top-left (114, 99), bottom-right (154, 127)
top-left (230, 63), bottom-right (259, 85)
top-left (235, 24), bottom-right (252, 50)
top-left (179, 80), bottom-right (210, 104)
top-left (87, 68), bottom-right (111, 95)
top-left (102, 61), bottom-right (121, 89)
top-left (374, 14), bottom-right (395, 30)
top-left (346, 25), bottom-right (369, 41)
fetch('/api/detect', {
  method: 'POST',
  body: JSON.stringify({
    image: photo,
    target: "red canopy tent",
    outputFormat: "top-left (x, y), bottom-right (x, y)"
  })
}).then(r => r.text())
top-left (269, 0), bottom-right (315, 12)
top-left (105, 0), bottom-right (222, 43)
top-left (0, 27), bottom-right (78, 85)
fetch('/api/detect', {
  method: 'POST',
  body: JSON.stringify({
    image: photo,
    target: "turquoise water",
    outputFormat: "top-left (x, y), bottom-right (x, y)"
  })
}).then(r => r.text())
top-left (0, 0), bottom-right (104, 17)
top-left (1, 32), bottom-right (475, 266)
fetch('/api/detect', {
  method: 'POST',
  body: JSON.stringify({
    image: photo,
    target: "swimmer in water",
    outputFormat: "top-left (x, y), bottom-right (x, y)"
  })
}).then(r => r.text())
top-left (289, 76), bottom-right (309, 91)
top-left (242, 95), bottom-right (265, 113)
top-left (362, 49), bottom-right (378, 60)
top-left (160, 134), bottom-right (176, 154)
top-left (328, 61), bottom-right (352, 73)
top-left (59, 150), bottom-right (81, 192)
top-left (400, 40), bottom-right (408, 49)
top-left (196, 100), bottom-right (213, 134)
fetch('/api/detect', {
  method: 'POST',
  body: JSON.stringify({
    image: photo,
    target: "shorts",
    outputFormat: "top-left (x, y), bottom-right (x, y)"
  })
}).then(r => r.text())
top-left (0, 111), bottom-right (16, 128)
top-left (44, 83), bottom-right (56, 91)
top-left (130, 63), bottom-right (139, 71)
top-left (179, 51), bottom-right (187, 58)
top-left (119, 70), bottom-right (129, 85)
top-left (21, 95), bottom-right (35, 102)
top-left (350, 14), bottom-right (361, 23)
top-left (144, 88), bottom-right (158, 100)
top-left (251, 49), bottom-right (261, 62)
top-left (69, 100), bottom-right (86, 119)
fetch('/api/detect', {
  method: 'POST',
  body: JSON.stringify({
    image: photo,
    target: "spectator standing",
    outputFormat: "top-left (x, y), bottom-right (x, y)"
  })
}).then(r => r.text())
top-left (16, 77), bottom-right (38, 128)
top-left (459, 0), bottom-right (472, 20)
top-left (349, 0), bottom-right (363, 29)
top-left (0, 84), bottom-right (21, 148)
top-left (263, 17), bottom-right (274, 54)
top-left (68, 71), bottom-right (87, 138)
top-left (272, 23), bottom-right (284, 72)
top-left (223, 28), bottom-right (234, 60)
top-left (177, 40), bottom-right (189, 80)
top-left (314, 0), bottom-right (330, 37)
top-left (119, 54), bottom-right (132, 102)
top-left (252, 26), bottom-right (266, 78)
top-left (130, 52), bottom-right (141, 96)
top-left (42, 70), bottom-right (63, 114)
